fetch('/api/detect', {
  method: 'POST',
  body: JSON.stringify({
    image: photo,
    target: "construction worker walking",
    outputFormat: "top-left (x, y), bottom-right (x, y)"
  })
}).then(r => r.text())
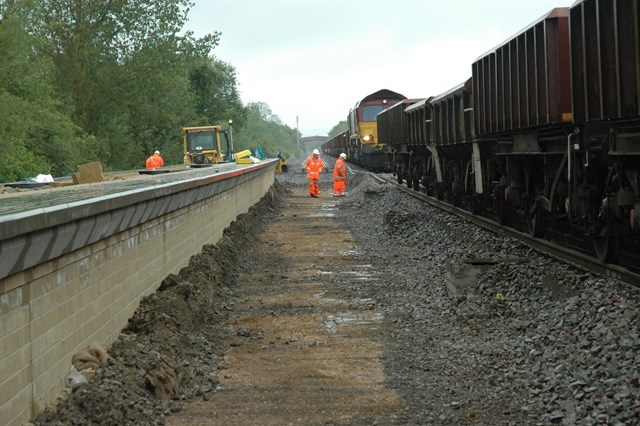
top-left (333, 153), bottom-right (347, 197)
top-left (305, 149), bottom-right (324, 197)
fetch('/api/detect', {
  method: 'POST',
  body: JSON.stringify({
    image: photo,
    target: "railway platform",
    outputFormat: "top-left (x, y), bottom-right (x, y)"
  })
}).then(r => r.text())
top-left (0, 160), bottom-right (277, 426)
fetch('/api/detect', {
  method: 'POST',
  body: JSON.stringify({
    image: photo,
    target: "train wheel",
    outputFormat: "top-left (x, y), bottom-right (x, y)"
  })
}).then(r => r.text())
top-left (471, 196), bottom-right (481, 215)
top-left (426, 182), bottom-right (435, 196)
top-left (406, 177), bottom-right (412, 189)
top-left (527, 208), bottom-right (546, 238)
top-left (496, 199), bottom-right (509, 225)
top-left (593, 234), bottom-right (621, 263)
top-left (494, 186), bottom-right (510, 225)
top-left (412, 177), bottom-right (420, 191)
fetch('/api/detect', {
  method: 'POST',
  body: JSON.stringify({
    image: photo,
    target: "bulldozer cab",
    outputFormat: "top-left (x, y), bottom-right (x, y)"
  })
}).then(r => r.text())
top-left (183, 126), bottom-right (227, 166)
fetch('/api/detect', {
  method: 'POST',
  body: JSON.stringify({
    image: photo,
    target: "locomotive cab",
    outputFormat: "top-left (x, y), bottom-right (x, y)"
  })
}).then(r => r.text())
top-left (347, 89), bottom-right (406, 170)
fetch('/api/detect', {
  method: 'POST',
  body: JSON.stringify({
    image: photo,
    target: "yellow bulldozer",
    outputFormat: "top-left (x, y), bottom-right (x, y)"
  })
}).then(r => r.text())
top-left (182, 125), bottom-right (229, 166)
top-left (276, 151), bottom-right (288, 173)
top-left (182, 125), bottom-right (288, 173)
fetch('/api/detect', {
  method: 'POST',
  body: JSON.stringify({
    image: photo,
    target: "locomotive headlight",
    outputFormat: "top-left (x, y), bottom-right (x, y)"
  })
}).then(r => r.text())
top-left (363, 134), bottom-right (373, 142)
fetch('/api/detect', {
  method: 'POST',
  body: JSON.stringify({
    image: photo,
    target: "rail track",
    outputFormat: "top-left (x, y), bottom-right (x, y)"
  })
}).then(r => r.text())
top-left (372, 173), bottom-right (640, 288)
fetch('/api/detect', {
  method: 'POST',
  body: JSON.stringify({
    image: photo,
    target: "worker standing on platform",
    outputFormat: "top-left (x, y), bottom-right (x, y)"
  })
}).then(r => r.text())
top-left (146, 150), bottom-right (164, 169)
top-left (305, 149), bottom-right (324, 197)
top-left (333, 153), bottom-right (347, 197)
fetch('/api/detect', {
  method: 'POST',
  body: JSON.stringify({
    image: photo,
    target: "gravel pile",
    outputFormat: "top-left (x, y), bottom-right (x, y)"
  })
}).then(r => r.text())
top-left (316, 168), bottom-right (640, 425)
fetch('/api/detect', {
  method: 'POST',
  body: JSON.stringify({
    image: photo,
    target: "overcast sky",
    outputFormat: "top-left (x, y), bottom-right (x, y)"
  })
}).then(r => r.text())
top-left (185, 0), bottom-right (575, 137)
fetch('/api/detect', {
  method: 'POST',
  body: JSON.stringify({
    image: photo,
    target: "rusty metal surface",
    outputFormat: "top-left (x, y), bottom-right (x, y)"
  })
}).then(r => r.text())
top-left (430, 78), bottom-right (474, 146)
top-left (355, 89), bottom-right (406, 108)
top-left (571, 0), bottom-right (640, 122)
top-left (405, 98), bottom-right (433, 146)
top-left (377, 98), bottom-right (425, 147)
top-left (473, 8), bottom-right (571, 135)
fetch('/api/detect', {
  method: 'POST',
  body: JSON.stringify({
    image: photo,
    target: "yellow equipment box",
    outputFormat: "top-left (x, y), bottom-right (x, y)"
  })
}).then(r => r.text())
top-left (235, 149), bottom-right (253, 164)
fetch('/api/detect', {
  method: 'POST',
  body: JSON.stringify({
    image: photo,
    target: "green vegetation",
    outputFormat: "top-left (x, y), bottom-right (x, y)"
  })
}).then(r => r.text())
top-left (328, 121), bottom-right (347, 138)
top-left (233, 102), bottom-right (300, 159)
top-left (0, 0), bottom-right (300, 182)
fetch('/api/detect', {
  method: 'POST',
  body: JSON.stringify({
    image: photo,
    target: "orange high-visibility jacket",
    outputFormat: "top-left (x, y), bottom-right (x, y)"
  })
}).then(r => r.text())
top-left (333, 157), bottom-right (346, 180)
top-left (146, 154), bottom-right (164, 169)
top-left (305, 155), bottom-right (323, 179)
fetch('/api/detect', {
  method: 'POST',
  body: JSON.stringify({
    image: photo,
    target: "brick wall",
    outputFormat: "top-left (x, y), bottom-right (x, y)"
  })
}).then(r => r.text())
top-left (0, 165), bottom-right (275, 425)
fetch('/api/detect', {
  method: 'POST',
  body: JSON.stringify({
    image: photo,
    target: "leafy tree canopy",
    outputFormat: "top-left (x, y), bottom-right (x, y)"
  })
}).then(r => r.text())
top-left (328, 120), bottom-right (348, 138)
top-left (0, 0), bottom-right (301, 181)
top-left (233, 102), bottom-right (301, 160)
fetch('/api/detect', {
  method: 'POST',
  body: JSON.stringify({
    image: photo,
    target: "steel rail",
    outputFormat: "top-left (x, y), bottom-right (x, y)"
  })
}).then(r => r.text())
top-left (372, 174), bottom-right (640, 288)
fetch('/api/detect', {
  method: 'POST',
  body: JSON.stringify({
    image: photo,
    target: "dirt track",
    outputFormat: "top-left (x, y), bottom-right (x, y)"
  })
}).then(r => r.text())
top-left (168, 187), bottom-right (402, 425)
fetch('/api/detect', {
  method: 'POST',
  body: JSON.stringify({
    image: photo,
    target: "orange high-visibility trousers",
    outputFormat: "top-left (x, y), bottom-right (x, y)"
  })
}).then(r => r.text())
top-left (305, 154), bottom-right (323, 197)
top-left (309, 178), bottom-right (320, 197)
top-left (333, 157), bottom-right (346, 196)
top-left (333, 179), bottom-right (345, 196)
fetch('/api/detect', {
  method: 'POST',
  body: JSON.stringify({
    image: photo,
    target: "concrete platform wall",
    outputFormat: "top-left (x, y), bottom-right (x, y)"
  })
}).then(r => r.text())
top-left (0, 163), bottom-right (275, 425)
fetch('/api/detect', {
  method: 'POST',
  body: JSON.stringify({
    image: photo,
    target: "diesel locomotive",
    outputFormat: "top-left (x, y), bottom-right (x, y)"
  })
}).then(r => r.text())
top-left (322, 89), bottom-right (406, 171)
top-left (322, 0), bottom-right (640, 263)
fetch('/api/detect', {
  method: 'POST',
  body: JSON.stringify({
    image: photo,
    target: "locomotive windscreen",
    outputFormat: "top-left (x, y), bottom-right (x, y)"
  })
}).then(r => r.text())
top-left (362, 105), bottom-right (384, 121)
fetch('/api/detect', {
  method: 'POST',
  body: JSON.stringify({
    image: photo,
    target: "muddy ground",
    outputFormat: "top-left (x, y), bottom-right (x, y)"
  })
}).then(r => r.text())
top-left (30, 165), bottom-right (640, 425)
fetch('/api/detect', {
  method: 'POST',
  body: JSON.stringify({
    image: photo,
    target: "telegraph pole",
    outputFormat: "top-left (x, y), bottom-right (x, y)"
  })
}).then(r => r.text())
top-left (228, 119), bottom-right (234, 159)
top-left (296, 116), bottom-right (300, 147)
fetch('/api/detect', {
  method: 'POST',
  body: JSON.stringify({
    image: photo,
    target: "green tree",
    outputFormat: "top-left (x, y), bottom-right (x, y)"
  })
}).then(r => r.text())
top-left (0, 0), bottom-right (100, 181)
top-left (27, 0), bottom-right (222, 169)
top-left (0, 0), bottom-right (258, 177)
top-left (189, 57), bottom-right (245, 128)
top-left (328, 120), bottom-right (348, 138)
top-left (233, 102), bottom-right (301, 159)
top-left (0, 91), bottom-right (101, 181)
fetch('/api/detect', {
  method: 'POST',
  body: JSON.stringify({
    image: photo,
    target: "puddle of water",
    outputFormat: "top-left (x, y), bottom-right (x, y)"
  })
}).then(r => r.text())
top-left (339, 249), bottom-right (362, 256)
top-left (342, 270), bottom-right (376, 277)
top-left (314, 294), bottom-right (376, 309)
top-left (324, 312), bottom-right (384, 334)
top-left (312, 294), bottom-right (348, 305)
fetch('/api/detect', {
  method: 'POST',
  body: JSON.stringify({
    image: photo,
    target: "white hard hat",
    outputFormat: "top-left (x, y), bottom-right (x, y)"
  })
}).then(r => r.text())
top-left (340, 153), bottom-right (347, 159)
top-left (154, 150), bottom-right (160, 154)
top-left (313, 149), bottom-right (320, 155)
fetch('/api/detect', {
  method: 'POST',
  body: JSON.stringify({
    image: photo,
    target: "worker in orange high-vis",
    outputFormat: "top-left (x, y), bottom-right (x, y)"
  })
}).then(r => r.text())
top-left (305, 149), bottom-right (324, 197)
top-left (146, 150), bottom-right (164, 169)
top-left (333, 152), bottom-right (347, 197)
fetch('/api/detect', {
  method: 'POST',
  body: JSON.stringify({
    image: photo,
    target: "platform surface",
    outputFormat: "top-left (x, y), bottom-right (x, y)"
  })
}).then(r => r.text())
top-left (0, 163), bottom-right (252, 218)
